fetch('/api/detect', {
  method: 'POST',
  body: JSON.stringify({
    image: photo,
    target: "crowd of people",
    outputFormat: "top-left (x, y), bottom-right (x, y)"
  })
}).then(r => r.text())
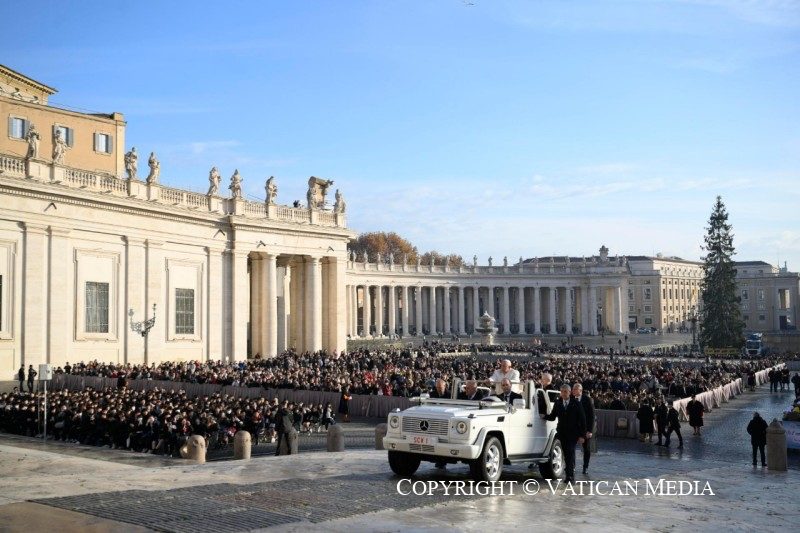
top-left (48, 343), bottom-right (781, 410)
top-left (1, 342), bottom-right (786, 458)
top-left (0, 387), bottom-right (337, 456)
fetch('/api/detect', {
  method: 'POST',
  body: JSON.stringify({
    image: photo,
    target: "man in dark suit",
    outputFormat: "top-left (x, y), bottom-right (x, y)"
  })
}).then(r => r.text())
top-left (664, 401), bottom-right (683, 448)
top-left (545, 384), bottom-right (587, 483)
top-left (498, 378), bottom-right (523, 404)
top-left (457, 381), bottom-right (486, 401)
top-left (654, 397), bottom-right (668, 446)
top-left (746, 411), bottom-right (768, 467)
top-left (572, 383), bottom-right (595, 474)
top-left (274, 401), bottom-right (295, 456)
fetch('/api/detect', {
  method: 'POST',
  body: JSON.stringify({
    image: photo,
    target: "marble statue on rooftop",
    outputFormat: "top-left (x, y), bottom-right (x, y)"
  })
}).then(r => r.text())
top-left (52, 129), bottom-right (67, 165)
top-left (473, 255), bottom-right (478, 267)
top-left (229, 169), bottom-right (243, 198)
top-left (207, 167), bottom-right (220, 196)
top-left (146, 152), bottom-right (160, 184)
top-left (488, 256), bottom-right (493, 267)
top-left (265, 176), bottom-right (278, 205)
top-left (333, 189), bottom-right (346, 213)
top-left (503, 256), bottom-right (508, 267)
top-left (307, 176), bottom-right (334, 210)
top-left (24, 123), bottom-right (40, 160)
top-left (124, 147), bottom-right (138, 180)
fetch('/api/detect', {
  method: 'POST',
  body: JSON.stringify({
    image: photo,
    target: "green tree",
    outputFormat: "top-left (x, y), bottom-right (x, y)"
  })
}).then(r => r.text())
top-left (698, 196), bottom-right (745, 349)
top-left (347, 232), bottom-right (464, 266)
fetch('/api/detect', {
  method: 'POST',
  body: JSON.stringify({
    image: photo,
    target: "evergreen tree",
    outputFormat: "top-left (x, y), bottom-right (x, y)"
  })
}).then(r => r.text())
top-left (699, 196), bottom-right (744, 349)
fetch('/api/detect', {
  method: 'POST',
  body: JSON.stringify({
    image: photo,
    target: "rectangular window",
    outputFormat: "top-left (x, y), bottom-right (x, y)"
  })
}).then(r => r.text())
top-left (741, 302), bottom-right (749, 311)
top-left (54, 125), bottom-right (74, 147)
top-left (94, 132), bottom-right (113, 154)
top-left (175, 288), bottom-right (195, 335)
top-left (629, 305), bottom-right (634, 313)
top-left (741, 289), bottom-right (749, 300)
top-left (644, 288), bottom-right (652, 300)
top-left (628, 288), bottom-right (634, 301)
top-left (758, 289), bottom-right (765, 300)
top-left (662, 288), bottom-right (666, 299)
top-left (644, 318), bottom-right (652, 325)
top-left (644, 305), bottom-right (652, 312)
top-left (85, 282), bottom-right (109, 333)
top-left (757, 302), bottom-right (766, 310)
top-left (743, 315), bottom-right (750, 322)
top-left (758, 314), bottom-right (766, 322)
top-left (8, 117), bottom-right (27, 139)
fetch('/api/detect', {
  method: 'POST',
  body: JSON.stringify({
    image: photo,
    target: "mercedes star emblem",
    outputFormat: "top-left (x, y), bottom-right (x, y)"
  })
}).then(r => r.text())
top-left (419, 420), bottom-right (429, 432)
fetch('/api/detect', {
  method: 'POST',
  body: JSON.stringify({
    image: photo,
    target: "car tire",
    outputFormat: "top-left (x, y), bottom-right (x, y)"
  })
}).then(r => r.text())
top-left (539, 438), bottom-right (565, 480)
top-left (388, 451), bottom-right (421, 477)
top-left (470, 436), bottom-right (504, 482)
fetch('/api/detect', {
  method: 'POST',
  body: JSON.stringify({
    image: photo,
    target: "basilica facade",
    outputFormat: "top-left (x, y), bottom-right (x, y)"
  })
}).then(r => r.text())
top-left (1, 66), bottom-right (797, 375)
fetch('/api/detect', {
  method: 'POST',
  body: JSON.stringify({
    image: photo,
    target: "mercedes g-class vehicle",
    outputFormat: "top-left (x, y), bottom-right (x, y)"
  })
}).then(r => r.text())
top-left (383, 379), bottom-right (565, 482)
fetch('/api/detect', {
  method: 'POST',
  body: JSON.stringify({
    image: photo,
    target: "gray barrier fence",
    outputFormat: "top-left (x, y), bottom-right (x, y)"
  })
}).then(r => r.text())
top-left (50, 364), bottom-right (784, 439)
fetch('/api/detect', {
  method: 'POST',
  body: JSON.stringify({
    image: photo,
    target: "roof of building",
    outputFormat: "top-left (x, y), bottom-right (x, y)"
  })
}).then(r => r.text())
top-left (734, 261), bottom-right (773, 267)
top-left (0, 64), bottom-right (57, 95)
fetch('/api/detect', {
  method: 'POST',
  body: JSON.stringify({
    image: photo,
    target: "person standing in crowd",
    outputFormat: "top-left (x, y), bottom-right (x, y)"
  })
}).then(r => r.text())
top-left (545, 384), bottom-right (586, 484)
top-left (17, 366), bottom-right (25, 391)
top-left (654, 397), bottom-right (668, 446)
top-left (686, 394), bottom-right (704, 436)
top-left (338, 387), bottom-right (351, 423)
top-left (636, 400), bottom-right (655, 442)
top-left (275, 401), bottom-right (295, 456)
top-left (746, 412), bottom-right (767, 467)
top-left (26, 365), bottom-right (37, 393)
top-left (792, 372), bottom-right (800, 397)
top-left (572, 383), bottom-right (595, 475)
top-left (664, 401), bottom-right (683, 448)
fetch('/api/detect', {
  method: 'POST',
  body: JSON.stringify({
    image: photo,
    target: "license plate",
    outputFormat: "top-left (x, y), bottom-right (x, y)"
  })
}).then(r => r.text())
top-left (409, 435), bottom-right (437, 445)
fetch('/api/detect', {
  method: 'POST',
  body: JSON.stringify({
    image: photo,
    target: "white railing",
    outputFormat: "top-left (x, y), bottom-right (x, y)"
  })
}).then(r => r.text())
top-left (243, 201), bottom-right (265, 217)
top-left (0, 152), bottom-right (345, 228)
top-left (0, 154), bottom-right (25, 176)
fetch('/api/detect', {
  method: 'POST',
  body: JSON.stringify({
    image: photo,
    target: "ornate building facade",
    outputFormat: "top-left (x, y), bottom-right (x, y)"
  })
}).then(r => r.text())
top-left (1, 67), bottom-right (797, 375)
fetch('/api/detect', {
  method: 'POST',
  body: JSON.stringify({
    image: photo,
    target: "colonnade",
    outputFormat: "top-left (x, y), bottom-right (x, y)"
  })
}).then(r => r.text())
top-left (250, 253), bottom-right (346, 357)
top-left (345, 283), bottom-right (625, 337)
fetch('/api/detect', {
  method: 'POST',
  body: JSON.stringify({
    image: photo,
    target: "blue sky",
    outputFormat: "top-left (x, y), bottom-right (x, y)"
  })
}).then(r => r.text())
top-left (3, 1), bottom-right (798, 267)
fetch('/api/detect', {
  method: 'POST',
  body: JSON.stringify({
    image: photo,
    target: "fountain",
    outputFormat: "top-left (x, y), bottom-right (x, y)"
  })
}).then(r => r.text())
top-left (474, 312), bottom-right (498, 345)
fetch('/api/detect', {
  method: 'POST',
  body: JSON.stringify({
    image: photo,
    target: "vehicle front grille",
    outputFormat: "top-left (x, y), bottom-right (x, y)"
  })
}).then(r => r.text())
top-left (409, 444), bottom-right (436, 453)
top-left (402, 417), bottom-right (449, 436)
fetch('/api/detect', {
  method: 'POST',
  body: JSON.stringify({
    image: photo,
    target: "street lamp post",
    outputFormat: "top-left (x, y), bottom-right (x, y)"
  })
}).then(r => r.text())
top-left (129, 304), bottom-right (157, 364)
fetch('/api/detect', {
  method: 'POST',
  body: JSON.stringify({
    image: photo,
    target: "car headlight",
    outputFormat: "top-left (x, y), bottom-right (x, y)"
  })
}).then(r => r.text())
top-left (455, 421), bottom-right (468, 434)
top-left (389, 415), bottom-right (400, 429)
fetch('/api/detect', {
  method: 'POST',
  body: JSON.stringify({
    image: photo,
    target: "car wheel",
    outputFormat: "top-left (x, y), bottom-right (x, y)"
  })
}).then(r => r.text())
top-left (471, 436), bottom-right (504, 482)
top-left (388, 451), bottom-right (421, 477)
top-left (539, 438), bottom-right (565, 480)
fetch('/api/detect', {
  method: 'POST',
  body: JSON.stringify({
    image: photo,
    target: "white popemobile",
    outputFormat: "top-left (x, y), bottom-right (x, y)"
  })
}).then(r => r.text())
top-left (383, 379), bottom-right (566, 482)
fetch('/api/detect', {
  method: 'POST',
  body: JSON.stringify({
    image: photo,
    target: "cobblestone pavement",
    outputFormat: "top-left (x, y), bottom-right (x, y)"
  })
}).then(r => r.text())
top-left (1, 383), bottom-right (796, 532)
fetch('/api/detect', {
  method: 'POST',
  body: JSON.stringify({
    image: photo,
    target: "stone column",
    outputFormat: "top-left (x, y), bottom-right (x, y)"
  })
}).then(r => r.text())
top-left (565, 287), bottom-right (573, 335)
top-left (401, 285), bottom-right (410, 336)
top-left (589, 285), bottom-right (598, 335)
top-left (415, 286), bottom-right (423, 336)
top-left (388, 285), bottom-right (397, 335)
top-left (473, 286), bottom-right (480, 331)
top-left (250, 255), bottom-right (264, 357)
top-left (517, 286), bottom-right (526, 334)
top-left (146, 240), bottom-right (166, 363)
top-left (363, 285), bottom-right (372, 337)
top-left (428, 286), bottom-right (437, 334)
top-left (264, 254), bottom-right (278, 357)
top-left (458, 286), bottom-right (466, 335)
top-left (502, 286), bottom-right (510, 334)
top-left (304, 257), bottom-right (322, 351)
top-left (443, 287), bottom-right (451, 334)
top-left (375, 285), bottom-right (384, 336)
top-left (533, 286), bottom-right (541, 334)
top-left (351, 284), bottom-right (358, 337)
top-left (47, 227), bottom-right (71, 367)
top-left (614, 285), bottom-right (623, 334)
top-left (24, 223), bottom-right (47, 366)
top-left (125, 237), bottom-right (146, 364)
top-left (581, 286), bottom-right (590, 334)
top-left (549, 287), bottom-right (557, 334)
